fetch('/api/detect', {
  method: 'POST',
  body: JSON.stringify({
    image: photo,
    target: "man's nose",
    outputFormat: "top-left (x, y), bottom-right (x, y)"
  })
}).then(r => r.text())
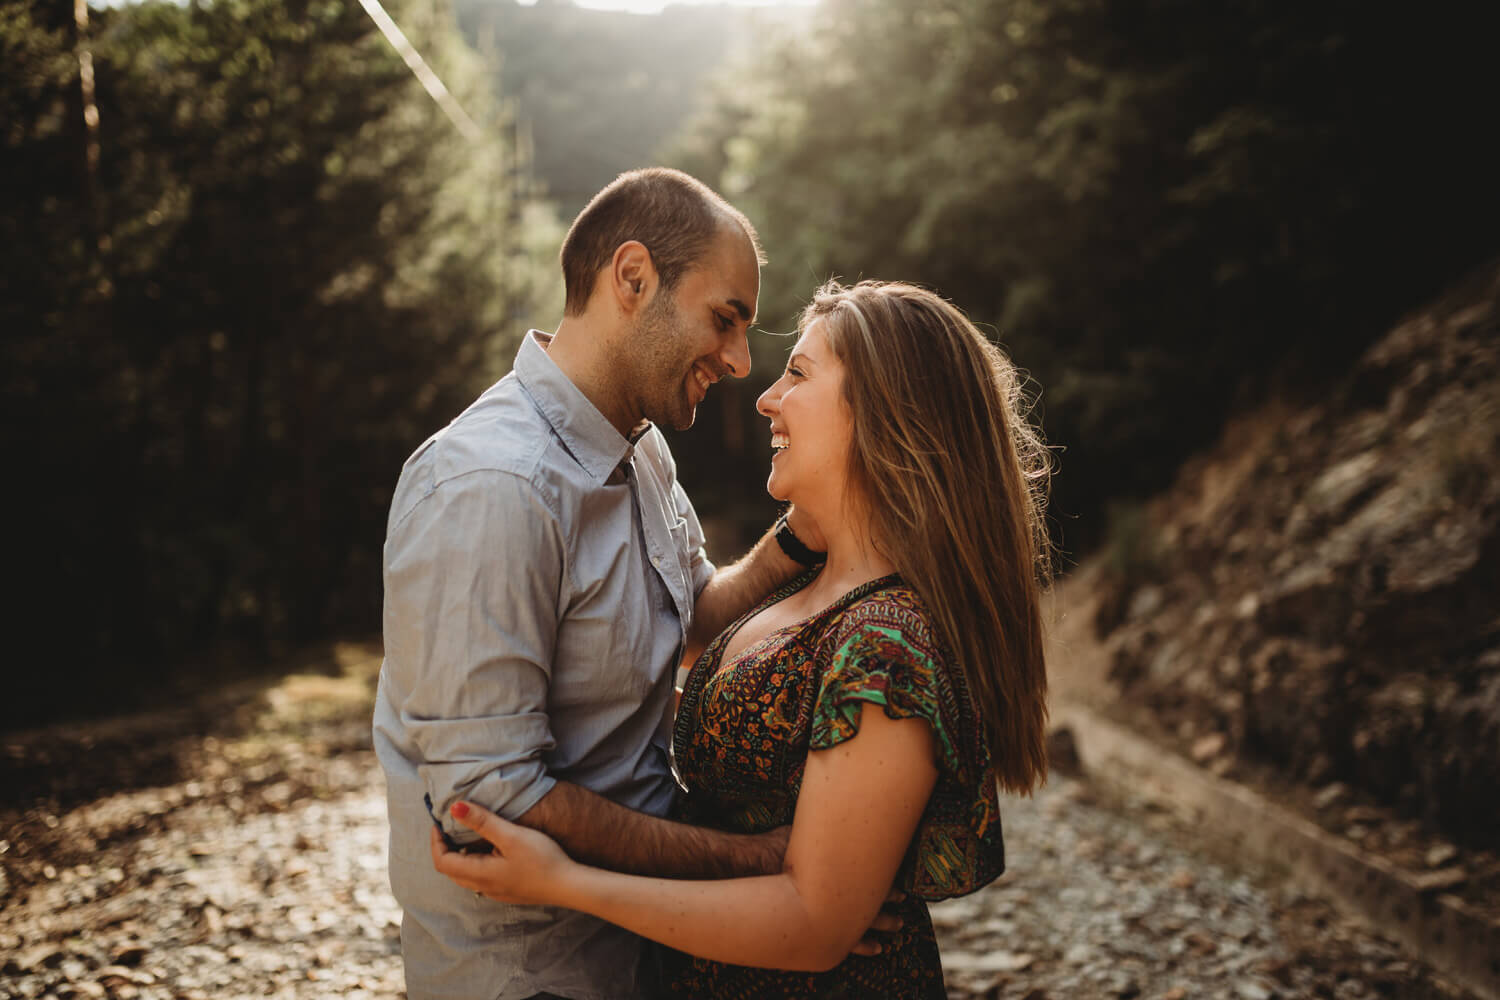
top-left (722, 326), bottom-right (751, 380)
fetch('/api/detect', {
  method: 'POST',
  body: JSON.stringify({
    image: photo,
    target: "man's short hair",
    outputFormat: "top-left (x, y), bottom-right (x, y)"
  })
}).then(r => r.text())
top-left (560, 168), bottom-right (764, 316)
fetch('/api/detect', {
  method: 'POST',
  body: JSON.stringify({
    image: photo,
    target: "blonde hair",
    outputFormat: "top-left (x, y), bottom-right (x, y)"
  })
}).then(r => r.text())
top-left (803, 280), bottom-right (1052, 794)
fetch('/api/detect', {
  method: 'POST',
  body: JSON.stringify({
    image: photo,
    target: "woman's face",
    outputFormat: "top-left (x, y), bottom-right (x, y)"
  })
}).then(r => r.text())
top-left (756, 318), bottom-right (854, 512)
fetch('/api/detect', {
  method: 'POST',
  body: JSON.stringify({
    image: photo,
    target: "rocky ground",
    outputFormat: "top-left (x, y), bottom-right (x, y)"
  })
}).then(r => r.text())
top-left (0, 644), bottom-right (1479, 1000)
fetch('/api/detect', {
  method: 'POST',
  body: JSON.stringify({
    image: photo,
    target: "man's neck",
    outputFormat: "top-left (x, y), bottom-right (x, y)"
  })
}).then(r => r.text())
top-left (546, 317), bottom-right (639, 438)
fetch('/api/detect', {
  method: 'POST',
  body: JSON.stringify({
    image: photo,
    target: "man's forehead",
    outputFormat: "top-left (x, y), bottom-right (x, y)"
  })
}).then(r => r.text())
top-left (693, 236), bottom-right (759, 320)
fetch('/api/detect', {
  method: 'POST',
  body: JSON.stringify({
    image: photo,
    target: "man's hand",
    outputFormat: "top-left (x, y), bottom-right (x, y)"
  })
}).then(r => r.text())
top-left (687, 504), bottom-right (829, 663)
top-left (785, 504), bottom-right (826, 556)
top-left (849, 889), bottom-right (906, 957)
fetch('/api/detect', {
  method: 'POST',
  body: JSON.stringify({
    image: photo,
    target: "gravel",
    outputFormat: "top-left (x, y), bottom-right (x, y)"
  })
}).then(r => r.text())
top-left (0, 716), bottom-right (1480, 1000)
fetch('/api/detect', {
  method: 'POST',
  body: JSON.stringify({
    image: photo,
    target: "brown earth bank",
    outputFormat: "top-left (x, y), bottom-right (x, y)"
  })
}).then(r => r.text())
top-left (1052, 261), bottom-right (1500, 923)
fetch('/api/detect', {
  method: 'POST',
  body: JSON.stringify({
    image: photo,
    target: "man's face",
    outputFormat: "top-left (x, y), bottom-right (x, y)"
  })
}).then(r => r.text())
top-left (633, 229), bottom-right (759, 431)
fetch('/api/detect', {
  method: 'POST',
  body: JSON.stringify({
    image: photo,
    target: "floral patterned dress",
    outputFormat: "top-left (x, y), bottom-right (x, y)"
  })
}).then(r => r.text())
top-left (657, 571), bottom-right (1007, 998)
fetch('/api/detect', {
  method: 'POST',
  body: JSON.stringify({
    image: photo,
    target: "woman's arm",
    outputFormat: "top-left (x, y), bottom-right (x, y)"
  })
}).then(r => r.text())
top-left (433, 703), bottom-right (937, 972)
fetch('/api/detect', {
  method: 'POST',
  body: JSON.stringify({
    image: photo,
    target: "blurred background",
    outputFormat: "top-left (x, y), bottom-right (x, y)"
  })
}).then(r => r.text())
top-left (3, 0), bottom-right (1498, 849)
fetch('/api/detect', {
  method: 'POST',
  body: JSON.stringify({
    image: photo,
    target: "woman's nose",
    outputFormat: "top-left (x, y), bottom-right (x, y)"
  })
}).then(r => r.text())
top-left (756, 380), bottom-right (781, 417)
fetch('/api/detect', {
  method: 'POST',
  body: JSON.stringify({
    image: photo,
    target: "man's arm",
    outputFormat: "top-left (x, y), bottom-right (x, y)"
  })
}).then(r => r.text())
top-left (385, 471), bottom-right (562, 841)
top-left (682, 506), bottom-right (824, 666)
top-left (512, 504), bottom-right (825, 880)
top-left (394, 471), bottom-right (788, 877)
top-left (518, 781), bottom-right (787, 879)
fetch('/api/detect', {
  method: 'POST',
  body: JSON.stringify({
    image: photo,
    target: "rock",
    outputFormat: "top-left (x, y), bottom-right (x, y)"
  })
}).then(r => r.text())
top-left (6, 943), bottom-right (64, 974)
top-left (1183, 931), bottom-right (1218, 955)
top-left (109, 945), bottom-right (147, 967)
top-left (1408, 867), bottom-right (1466, 893)
top-left (1313, 783), bottom-right (1348, 810)
top-left (1424, 843), bottom-right (1458, 868)
top-left (95, 964), bottom-right (154, 985)
top-left (1046, 727), bottom-right (1082, 775)
top-left (945, 950), bottom-right (1036, 973)
top-left (1128, 586), bottom-right (1165, 621)
top-left (1190, 733), bottom-right (1226, 763)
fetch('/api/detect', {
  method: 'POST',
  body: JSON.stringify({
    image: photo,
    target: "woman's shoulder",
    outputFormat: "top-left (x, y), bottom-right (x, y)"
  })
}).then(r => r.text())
top-left (830, 577), bottom-right (943, 655)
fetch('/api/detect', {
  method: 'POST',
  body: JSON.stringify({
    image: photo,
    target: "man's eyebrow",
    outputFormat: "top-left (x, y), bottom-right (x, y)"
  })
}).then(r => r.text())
top-left (727, 298), bottom-right (753, 322)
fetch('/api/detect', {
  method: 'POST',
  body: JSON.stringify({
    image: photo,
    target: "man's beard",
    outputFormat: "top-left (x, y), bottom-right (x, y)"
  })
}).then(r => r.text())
top-left (634, 294), bottom-right (699, 431)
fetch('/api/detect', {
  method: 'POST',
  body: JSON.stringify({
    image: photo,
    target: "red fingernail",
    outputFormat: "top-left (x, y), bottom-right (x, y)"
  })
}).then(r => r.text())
top-left (451, 802), bottom-right (470, 819)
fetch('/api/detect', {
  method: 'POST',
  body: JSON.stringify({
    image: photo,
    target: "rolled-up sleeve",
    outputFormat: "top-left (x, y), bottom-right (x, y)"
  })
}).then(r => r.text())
top-left (383, 469), bottom-right (562, 839)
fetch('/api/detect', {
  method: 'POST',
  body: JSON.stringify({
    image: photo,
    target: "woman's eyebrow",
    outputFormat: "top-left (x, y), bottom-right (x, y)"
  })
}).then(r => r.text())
top-left (787, 351), bottom-right (815, 368)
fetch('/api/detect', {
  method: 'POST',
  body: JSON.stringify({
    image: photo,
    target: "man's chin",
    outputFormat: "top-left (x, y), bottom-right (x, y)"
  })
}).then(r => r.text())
top-left (650, 405), bottom-right (696, 432)
top-left (669, 394), bottom-right (698, 431)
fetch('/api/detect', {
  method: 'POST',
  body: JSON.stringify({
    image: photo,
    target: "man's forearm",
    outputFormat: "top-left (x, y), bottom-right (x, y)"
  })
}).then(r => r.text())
top-left (687, 522), bottom-right (803, 661)
top-left (516, 780), bottom-right (786, 879)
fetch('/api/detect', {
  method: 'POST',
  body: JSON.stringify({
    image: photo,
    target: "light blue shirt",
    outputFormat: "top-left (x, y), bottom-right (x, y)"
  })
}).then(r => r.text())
top-left (373, 330), bottom-right (716, 1000)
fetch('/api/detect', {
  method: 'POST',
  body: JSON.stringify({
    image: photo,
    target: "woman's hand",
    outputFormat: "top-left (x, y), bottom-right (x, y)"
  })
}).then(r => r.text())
top-left (430, 800), bottom-right (576, 905)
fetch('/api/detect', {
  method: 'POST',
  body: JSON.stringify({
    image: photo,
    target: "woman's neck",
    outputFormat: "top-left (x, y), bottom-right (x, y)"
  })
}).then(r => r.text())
top-left (800, 498), bottom-right (897, 603)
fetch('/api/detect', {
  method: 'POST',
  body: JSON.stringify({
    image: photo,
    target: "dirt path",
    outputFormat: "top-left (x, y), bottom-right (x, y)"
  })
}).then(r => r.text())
top-left (0, 645), bottom-right (1479, 1000)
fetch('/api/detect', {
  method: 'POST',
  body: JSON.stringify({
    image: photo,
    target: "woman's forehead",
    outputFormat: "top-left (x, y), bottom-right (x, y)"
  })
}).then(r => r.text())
top-left (792, 318), bottom-right (833, 359)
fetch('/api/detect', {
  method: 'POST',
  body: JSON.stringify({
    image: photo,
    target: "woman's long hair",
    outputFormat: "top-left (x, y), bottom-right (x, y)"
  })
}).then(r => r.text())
top-left (804, 280), bottom-right (1052, 794)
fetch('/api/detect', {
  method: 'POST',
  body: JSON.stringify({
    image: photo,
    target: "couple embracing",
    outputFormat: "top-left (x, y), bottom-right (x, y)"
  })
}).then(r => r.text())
top-left (373, 167), bottom-right (1051, 1000)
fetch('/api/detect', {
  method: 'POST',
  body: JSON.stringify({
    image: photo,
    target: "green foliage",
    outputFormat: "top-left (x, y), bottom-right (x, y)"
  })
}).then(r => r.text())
top-left (667, 0), bottom-right (1500, 554)
top-left (1, 0), bottom-right (555, 724)
top-left (450, 0), bottom-right (809, 217)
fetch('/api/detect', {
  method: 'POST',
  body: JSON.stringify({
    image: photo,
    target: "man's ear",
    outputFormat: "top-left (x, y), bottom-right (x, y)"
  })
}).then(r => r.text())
top-left (610, 241), bottom-right (657, 313)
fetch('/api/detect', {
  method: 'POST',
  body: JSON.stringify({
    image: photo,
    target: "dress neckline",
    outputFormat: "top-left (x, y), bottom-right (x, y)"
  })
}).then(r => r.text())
top-left (708, 571), bottom-right (904, 677)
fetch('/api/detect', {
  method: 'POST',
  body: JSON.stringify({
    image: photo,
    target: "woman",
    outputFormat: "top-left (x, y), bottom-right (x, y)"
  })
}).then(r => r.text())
top-left (433, 280), bottom-right (1051, 997)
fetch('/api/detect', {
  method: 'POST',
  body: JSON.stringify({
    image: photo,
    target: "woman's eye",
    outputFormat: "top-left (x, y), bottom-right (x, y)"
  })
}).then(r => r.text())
top-left (786, 366), bottom-right (805, 379)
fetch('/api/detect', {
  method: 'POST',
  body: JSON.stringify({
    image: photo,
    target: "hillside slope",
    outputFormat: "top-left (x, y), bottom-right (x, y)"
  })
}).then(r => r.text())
top-left (1058, 262), bottom-right (1499, 858)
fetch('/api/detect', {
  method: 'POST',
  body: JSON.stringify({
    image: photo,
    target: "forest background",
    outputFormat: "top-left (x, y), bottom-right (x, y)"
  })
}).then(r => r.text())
top-left (3, 0), bottom-right (1496, 729)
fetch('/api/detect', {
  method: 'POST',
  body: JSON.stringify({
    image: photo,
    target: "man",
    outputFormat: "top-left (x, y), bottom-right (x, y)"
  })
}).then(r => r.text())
top-left (373, 168), bottom-right (827, 1000)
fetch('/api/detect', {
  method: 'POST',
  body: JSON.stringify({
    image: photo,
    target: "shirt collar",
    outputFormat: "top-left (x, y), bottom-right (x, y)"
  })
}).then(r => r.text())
top-left (515, 329), bottom-right (644, 483)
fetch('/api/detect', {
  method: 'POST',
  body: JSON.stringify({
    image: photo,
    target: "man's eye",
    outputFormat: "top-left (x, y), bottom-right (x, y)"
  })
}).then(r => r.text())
top-left (715, 313), bottom-right (732, 331)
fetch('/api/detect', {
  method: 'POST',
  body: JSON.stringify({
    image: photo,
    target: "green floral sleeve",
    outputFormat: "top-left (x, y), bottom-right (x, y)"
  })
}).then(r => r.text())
top-left (809, 603), bottom-right (1006, 900)
top-left (810, 621), bottom-right (965, 782)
